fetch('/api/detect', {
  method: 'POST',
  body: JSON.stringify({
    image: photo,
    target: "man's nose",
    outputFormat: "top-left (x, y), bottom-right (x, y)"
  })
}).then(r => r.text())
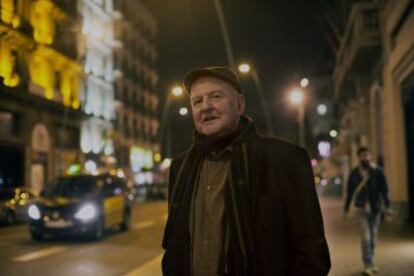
top-left (200, 97), bottom-right (213, 110)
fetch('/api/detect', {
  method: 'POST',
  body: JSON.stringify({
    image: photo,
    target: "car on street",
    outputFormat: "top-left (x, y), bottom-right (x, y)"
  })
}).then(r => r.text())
top-left (28, 173), bottom-right (132, 241)
top-left (0, 188), bottom-right (36, 225)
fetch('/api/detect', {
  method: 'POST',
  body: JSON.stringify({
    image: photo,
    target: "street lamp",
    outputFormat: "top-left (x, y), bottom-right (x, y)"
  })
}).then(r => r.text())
top-left (212, 0), bottom-right (235, 67)
top-left (159, 85), bottom-right (185, 158)
top-left (289, 88), bottom-right (305, 147)
top-left (238, 63), bottom-right (250, 73)
top-left (172, 85), bottom-right (183, 97)
top-left (179, 107), bottom-right (188, 116)
top-left (300, 78), bottom-right (309, 88)
top-left (238, 62), bottom-right (274, 136)
top-left (329, 129), bottom-right (338, 138)
top-left (316, 103), bottom-right (328, 116)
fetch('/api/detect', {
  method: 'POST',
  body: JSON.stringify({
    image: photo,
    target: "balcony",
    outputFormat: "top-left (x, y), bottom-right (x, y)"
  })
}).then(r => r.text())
top-left (333, 2), bottom-right (381, 98)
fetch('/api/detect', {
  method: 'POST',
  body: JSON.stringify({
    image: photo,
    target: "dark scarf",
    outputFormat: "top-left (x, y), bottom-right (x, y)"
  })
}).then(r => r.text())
top-left (162, 116), bottom-right (258, 276)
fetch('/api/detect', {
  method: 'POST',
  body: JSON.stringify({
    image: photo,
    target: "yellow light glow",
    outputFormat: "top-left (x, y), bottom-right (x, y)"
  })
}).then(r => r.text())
top-left (0, 43), bottom-right (20, 87)
top-left (61, 72), bottom-right (72, 106)
top-left (154, 153), bottom-right (161, 162)
top-left (172, 86), bottom-right (183, 96)
top-left (1, 0), bottom-right (20, 27)
top-left (72, 100), bottom-right (80, 109)
top-left (238, 63), bottom-right (250, 73)
top-left (30, 0), bottom-right (59, 45)
top-left (29, 52), bottom-right (55, 99)
top-left (289, 89), bottom-right (303, 105)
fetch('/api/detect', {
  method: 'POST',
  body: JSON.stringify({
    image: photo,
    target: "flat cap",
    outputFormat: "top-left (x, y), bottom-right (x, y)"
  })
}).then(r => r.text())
top-left (183, 66), bottom-right (243, 94)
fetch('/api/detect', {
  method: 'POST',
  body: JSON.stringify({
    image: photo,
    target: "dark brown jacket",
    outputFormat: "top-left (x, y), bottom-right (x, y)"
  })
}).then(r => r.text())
top-left (163, 136), bottom-right (331, 276)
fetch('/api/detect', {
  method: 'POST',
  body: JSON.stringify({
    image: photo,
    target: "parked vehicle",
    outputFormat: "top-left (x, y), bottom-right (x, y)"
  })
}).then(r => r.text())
top-left (0, 188), bottom-right (36, 225)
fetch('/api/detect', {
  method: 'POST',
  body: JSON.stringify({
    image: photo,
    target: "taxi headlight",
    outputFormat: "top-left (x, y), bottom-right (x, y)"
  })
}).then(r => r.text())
top-left (74, 204), bottom-right (97, 221)
top-left (28, 205), bottom-right (41, 220)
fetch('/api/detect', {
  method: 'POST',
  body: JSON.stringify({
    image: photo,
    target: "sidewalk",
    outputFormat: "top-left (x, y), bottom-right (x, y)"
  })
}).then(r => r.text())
top-left (321, 196), bottom-right (414, 276)
top-left (125, 197), bottom-right (414, 276)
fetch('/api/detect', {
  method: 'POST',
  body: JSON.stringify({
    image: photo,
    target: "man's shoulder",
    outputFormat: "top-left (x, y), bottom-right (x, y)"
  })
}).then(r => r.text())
top-left (249, 135), bottom-right (306, 156)
top-left (171, 148), bottom-right (192, 166)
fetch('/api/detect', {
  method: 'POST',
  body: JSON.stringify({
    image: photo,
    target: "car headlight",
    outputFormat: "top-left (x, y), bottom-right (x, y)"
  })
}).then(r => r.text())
top-left (74, 204), bottom-right (97, 221)
top-left (28, 205), bottom-right (41, 220)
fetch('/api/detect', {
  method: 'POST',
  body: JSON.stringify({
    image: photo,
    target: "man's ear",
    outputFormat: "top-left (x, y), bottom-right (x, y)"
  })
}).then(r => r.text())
top-left (237, 94), bottom-right (246, 114)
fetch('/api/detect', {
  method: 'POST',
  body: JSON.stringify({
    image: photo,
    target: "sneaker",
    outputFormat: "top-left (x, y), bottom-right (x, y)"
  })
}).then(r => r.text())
top-left (371, 266), bottom-right (379, 273)
top-left (363, 267), bottom-right (374, 275)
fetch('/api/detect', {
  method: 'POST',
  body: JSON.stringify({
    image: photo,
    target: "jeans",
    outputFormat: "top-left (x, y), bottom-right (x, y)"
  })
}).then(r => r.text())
top-left (355, 210), bottom-right (382, 267)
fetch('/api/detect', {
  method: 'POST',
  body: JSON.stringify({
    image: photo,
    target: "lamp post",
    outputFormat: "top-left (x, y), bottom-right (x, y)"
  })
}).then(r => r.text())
top-left (238, 63), bottom-right (274, 136)
top-left (289, 88), bottom-right (305, 147)
top-left (159, 85), bottom-right (184, 158)
top-left (212, 0), bottom-right (235, 68)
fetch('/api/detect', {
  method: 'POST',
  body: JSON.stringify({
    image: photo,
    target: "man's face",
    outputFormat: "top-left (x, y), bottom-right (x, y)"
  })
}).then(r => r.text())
top-left (358, 150), bottom-right (371, 163)
top-left (189, 76), bottom-right (245, 138)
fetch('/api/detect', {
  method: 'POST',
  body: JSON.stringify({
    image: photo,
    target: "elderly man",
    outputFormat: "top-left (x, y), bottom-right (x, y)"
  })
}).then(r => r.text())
top-left (162, 66), bottom-right (330, 276)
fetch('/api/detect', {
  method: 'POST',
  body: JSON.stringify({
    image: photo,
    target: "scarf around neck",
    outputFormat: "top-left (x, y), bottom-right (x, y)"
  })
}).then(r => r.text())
top-left (162, 116), bottom-right (259, 276)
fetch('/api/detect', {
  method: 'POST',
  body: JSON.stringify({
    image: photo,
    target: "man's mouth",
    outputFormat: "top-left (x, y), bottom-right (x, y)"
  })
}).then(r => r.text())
top-left (202, 116), bottom-right (218, 123)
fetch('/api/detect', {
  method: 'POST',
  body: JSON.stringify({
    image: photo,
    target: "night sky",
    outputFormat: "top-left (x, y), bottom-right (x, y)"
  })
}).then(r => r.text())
top-left (145, 0), bottom-right (335, 155)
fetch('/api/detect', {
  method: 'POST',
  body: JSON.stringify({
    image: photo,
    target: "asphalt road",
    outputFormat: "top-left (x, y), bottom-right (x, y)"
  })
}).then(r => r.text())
top-left (0, 200), bottom-right (167, 276)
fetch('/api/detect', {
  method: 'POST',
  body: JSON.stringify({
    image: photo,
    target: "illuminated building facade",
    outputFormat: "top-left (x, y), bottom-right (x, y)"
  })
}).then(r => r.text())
top-left (332, 0), bottom-right (414, 221)
top-left (0, 0), bottom-right (82, 195)
top-left (113, 0), bottom-right (160, 183)
top-left (78, 0), bottom-right (116, 170)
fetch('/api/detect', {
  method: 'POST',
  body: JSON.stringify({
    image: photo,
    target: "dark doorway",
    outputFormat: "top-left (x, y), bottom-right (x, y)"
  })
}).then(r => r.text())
top-left (0, 142), bottom-right (25, 189)
top-left (402, 75), bottom-right (414, 222)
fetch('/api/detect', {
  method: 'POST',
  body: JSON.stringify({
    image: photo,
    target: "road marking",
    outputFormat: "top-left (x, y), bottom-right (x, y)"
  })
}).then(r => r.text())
top-left (13, 246), bottom-right (67, 262)
top-left (132, 220), bottom-right (155, 230)
top-left (123, 254), bottom-right (163, 276)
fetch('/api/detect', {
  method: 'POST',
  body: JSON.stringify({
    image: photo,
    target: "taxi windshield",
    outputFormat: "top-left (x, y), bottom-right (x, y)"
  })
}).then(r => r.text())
top-left (45, 176), bottom-right (100, 198)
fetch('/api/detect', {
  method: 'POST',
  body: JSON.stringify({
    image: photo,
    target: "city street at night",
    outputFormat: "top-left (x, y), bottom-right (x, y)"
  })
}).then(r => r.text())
top-left (1, 197), bottom-right (414, 276)
top-left (0, 201), bottom-right (167, 276)
top-left (1, 0), bottom-right (414, 275)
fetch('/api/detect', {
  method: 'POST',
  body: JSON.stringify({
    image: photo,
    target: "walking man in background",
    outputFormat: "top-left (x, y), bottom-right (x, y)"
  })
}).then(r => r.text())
top-left (162, 66), bottom-right (331, 275)
top-left (344, 147), bottom-right (392, 275)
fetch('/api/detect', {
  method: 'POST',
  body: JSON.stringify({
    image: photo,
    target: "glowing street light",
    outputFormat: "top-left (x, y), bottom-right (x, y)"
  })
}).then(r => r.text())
top-left (300, 78), bottom-right (309, 88)
top-left (237, 62), bottom-right (274, 135)
top-left (289, 88), bottom-right (305, 147)
top-left (289, 89), bottom-right (303, 105)
top-left (316, 104), bottom-right (328, 116)
top-left (329, 129), bottom-right (338, 138)
top-left (172, 85), bottom-right (184, 96)
top-left (179, 107), bottom-right (188, 116)
top-left (160, 85), bottom-right (185, 158)
top-left (238, 63), bottom-right (251, 73)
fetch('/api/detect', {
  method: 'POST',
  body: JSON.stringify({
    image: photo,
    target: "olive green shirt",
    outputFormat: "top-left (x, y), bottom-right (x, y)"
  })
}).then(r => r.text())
top-left (190, 151), bottom-right (230, 276)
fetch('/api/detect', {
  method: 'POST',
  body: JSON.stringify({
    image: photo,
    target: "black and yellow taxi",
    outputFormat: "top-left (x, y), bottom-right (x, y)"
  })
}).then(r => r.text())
top-left (28, 173), bottom-right (131, 240)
